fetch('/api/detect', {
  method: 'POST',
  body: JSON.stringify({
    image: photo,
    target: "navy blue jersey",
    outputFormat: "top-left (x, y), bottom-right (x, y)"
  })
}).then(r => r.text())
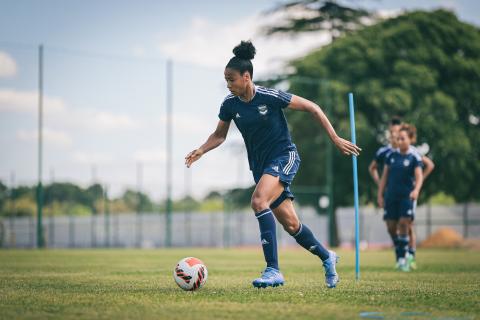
top-left (374, 144), bottom-right (394, 174)
top-left (385, 146), bottom-right (423, 199)
top-left (218, 85), bottom-right (294, 172)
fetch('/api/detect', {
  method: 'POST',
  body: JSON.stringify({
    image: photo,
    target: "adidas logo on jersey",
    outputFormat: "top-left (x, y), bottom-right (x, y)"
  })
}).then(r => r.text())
top-left (235, 113), bottom-right (241, 118)
top-left (261, 238), bottom-right (269, 245)
top-left (272, 165), bottom-right (279, 172)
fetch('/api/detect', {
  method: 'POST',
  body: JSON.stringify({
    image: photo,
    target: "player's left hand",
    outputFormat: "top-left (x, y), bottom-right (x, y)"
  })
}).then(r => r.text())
top-left (410, 190), bottom-right (419, 200)
top-left (333, 136), bottom-right (361, 156)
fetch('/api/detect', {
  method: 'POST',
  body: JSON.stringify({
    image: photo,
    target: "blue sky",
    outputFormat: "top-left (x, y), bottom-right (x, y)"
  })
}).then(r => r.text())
top-left (0, 0), bottom-right (478, 200)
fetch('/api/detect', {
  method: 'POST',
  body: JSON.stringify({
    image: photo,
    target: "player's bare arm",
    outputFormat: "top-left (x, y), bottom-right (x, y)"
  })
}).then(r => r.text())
top-left (369, 160), bottom-right (380, 185)
top-left (288, 95), bottom-right (361, 156)
top-left (377, 165), bottom-right (389, 208)
top-left (410, 166), bottom-right (424, 200)
top-left (185, 120), bottom-right (231, 168)
top-left (421, 155), bottom-right (435, 180)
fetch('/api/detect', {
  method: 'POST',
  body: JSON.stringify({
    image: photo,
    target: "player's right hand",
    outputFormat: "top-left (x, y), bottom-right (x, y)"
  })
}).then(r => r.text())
top-left (333, 136), bottom-right (361, 156)
top-left (185, 149), bottom-right (204, 168)
top-left (377, 194), bottom-right (384, 208)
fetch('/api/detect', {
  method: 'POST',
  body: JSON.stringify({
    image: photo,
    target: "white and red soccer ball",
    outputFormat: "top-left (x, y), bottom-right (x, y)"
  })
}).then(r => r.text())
top-left (173, 257), bottom-right (208, 291)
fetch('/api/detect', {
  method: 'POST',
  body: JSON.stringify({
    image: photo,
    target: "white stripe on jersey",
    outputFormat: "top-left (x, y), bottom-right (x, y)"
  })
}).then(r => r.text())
top-left (258, 87), bottom-right (288, 97)
top-left (375, 145), bottom-right (391, 157)
top-left (407, 146), bottom-right (423, 161)
top-left (257, 90), bottom-right (291, 104)
top-left (256, 89), bottom-right (281, 99)
top-left (222, 94), bottom-right (235, 103)
top-left (257, 87), bottom-right (290, 103)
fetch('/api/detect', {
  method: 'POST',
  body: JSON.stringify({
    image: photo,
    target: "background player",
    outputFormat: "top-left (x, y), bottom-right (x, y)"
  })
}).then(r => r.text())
top-left (377, 124), bottom-right (424, 271)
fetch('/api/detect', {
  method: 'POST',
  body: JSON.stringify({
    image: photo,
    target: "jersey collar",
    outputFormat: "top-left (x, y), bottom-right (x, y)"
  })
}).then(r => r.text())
top-left (238, 83), bottom-right (256, 103)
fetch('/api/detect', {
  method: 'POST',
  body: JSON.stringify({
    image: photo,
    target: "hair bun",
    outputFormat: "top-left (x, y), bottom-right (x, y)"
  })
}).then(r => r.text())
top-left (233, 40), bottom-right (256, 60)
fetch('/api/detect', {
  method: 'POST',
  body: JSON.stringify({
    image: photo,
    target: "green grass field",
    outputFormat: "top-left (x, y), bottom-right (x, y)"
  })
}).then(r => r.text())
top-left (0, 248), bottom-right (478, 320)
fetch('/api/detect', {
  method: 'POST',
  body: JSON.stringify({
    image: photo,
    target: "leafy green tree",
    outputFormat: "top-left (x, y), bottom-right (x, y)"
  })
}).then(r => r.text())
top-left (121, 189), bottom-right (154, 212)
top-left (263, 0), bottom-right (373, 40)
top-left (224, 186), bottom-right (255, 210)
top-left (173, 196), bottom-right (200, 212)
top-left (283, 9), bottom-right (480, 214)
top-left (10, 185), bottom-right (35, 200)
top-left (262, 0), bottom-right (377, 245)
top-left (43, 183), bottom-right (88, 207)
top-left (204, 191), bottom-right (222, 201)
top-left (86, 184), bottom-right (104, 214)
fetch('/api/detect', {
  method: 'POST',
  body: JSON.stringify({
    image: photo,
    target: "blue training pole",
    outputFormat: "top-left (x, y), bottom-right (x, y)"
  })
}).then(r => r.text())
top-left (348, 92), bottom-right (360, 281)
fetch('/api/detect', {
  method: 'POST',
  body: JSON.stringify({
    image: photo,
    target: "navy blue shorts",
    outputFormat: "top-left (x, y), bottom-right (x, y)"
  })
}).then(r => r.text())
top-left (253, 149), bottom-right (301, 209)
top-left (383, 197), bottom-right (416, 221)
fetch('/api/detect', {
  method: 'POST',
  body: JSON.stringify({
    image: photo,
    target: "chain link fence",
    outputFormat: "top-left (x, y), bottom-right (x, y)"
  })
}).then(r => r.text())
top-left (1, 203), bottom-right (478, 249)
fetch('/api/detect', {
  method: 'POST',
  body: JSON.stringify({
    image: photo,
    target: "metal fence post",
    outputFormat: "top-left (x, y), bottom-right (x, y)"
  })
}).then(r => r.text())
top-left (463, 202), bottom-right (469, 238)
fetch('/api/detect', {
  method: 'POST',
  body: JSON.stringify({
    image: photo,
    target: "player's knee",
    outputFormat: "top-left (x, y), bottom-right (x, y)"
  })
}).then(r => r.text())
top-left (251, 194), bottom-right (268, 212)
top-left (387, 227), bottom-right (397, 237)
top-left (283, 219), bottom-right (300, 235)
top-left (398, 222), bottom-right (409, 234)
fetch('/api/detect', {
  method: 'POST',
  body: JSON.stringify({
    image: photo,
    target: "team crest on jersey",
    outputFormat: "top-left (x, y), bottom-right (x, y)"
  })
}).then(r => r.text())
top-left (257, 105), bottom-right (268, 115)
top-left (403, 159), bottom-right (410, 167)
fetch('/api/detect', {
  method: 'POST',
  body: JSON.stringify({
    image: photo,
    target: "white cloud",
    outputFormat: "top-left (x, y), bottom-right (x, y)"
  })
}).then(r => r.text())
top-left (46, 107), bottom-right (138, 132)
top-left (0, 89), bottom-right (65, 114)
top-left (157, 13), bottom-right (330, 77)
top-left (439, 0), bottom-right (460, 10)
top-left (159, 112), bottom-right (212, 135)
top-left (0, 52), bottom-right (17, 77)
top-left (17, 128), bottom-right (72, 147)
top-left (89, 111), bottom-right (137, 130)
top-left (376, 9), bottom-right (404, 20)
top-left (133, 148), bottom-right (166, 163)
top-left (72, 151), bottom-right (113, 165)
top-left (0, 88), bottom-right (138, 132)
top-left (131, 45), bottom-right (146, 58)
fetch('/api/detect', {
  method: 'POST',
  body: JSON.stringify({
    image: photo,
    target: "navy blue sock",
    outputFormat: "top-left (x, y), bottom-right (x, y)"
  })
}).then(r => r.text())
top-left (255, 209), bottom-right (279, 270)
top-left (397, 235), bottom-right (409, 259)
top-left (392, 236), bottom-right (401, 261)
top-left (293, 223), bottom-right (330, 261)
top-left (408, 247), bottom-right (416, 257)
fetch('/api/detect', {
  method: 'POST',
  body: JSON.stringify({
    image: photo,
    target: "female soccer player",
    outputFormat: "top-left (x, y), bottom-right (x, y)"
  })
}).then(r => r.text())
top-left (185, 40), bottom-right (361, 289)
top-left (370, 119), bottom-right (434, 269)
top-left (368, 117), bottom-right (402, 186)
top-left (377, 124), bottom-right (424, 272)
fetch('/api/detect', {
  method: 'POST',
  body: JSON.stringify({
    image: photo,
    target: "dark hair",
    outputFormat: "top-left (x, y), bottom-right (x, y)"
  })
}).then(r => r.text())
top-left (225, 40), bottom-right (256, 78)
top-left (390, 116), bottom-right (402, 126)
top-left (400, 123), bottom-right (417, 144)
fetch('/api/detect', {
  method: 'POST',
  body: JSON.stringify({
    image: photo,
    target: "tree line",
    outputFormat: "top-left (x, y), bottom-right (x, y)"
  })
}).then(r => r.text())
top-left (0, 181), bottom-right (224, 217)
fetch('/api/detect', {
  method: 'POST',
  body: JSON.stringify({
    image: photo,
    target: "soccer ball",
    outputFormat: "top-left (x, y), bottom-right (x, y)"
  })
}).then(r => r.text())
top-left (173, 257), bottom-right (208, 291)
